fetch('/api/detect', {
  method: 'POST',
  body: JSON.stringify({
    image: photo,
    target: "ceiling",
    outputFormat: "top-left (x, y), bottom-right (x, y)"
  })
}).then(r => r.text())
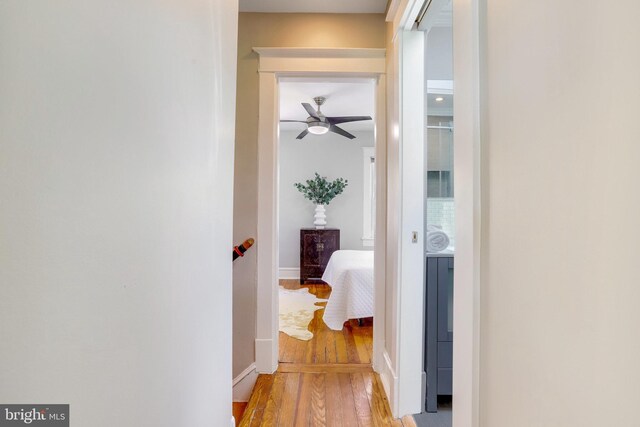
top-left (279, 78), bottom-right (376, 132)
top-left (427, 92), bottom-right (453, 116)
top-left (239, 0), bottom-right (387, 14)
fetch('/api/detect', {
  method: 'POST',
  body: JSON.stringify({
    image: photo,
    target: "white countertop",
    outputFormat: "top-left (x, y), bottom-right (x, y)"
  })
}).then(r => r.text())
top-left (426, 247), bottom-right (455, 257)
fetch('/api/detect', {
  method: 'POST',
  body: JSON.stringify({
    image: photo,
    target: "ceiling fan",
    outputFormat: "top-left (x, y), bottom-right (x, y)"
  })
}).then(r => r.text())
top-left (280, 96), bottom-right (372, 140)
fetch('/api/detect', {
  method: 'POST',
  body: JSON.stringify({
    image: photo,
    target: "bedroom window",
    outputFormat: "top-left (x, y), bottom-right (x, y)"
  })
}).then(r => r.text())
top-left (362, 147), bottom-right (375, 247)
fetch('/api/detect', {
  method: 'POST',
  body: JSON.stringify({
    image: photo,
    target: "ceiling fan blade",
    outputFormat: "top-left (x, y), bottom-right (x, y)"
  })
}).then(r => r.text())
top-left (280, 120), bottom-right (307, 123)
top-left (330, 125), bottom-right (356, 140)
top-left (302, 103), bottom-right (320, 119)
top-left (296, 129), bottom-right (309, 139)
top-left (326, 116), bottom-right (372, 125)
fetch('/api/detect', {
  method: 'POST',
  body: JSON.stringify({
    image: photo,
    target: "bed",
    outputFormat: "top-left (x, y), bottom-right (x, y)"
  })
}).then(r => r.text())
top-left (321, 250), bottom-right (374, 330)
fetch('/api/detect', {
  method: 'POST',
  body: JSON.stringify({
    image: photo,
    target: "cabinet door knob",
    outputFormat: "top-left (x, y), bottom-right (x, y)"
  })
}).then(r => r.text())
top-left (316, 243), bottom-right (324, 251)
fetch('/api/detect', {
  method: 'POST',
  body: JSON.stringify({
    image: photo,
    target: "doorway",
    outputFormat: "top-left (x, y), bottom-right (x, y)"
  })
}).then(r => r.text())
top-left (277, 78), bottom-right (377, 368)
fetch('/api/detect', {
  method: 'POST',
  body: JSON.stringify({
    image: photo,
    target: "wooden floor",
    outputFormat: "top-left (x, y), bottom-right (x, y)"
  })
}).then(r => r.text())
top-left (238, 280), bottom-right (412, 426)
top-left (279, 279), bottom-right (373, 365)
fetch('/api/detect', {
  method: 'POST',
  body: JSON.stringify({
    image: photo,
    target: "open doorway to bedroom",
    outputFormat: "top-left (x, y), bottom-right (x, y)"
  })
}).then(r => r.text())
top-left (277, 77), bottom-right (377, 367)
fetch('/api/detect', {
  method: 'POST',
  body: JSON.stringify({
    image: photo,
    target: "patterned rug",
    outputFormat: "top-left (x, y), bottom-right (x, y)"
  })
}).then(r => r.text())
top-left (279, 286), bottom-right (328, 341)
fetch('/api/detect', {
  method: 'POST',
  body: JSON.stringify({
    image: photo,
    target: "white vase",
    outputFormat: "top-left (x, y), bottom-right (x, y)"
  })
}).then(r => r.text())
top-left (313, 204), bottom-right (327, 229)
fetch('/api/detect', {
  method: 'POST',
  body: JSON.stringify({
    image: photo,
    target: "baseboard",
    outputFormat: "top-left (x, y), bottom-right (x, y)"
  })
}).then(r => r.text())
top-left (233, 363), bottom-right (258, 402)
top-left (278, 267), bottom-right (300, 280)
top-left (380, 349), bottom-right (399, 417)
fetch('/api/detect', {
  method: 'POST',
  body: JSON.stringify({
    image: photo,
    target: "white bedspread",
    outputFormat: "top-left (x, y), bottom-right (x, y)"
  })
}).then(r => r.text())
top-left (321, 250), bottom-right (374, 330)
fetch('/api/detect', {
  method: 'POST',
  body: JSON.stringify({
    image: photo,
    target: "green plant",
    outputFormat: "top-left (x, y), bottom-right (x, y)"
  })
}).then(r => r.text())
top-left (294, 173), bottom-right (348, 205)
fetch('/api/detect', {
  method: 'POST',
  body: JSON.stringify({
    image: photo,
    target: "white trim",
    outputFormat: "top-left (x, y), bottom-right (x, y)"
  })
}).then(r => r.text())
top-left (256, 71), bottom-right (280, 374)
top-left (452, 0), bottom-right (482, 426)
top-left (254, 49), bottom-right (387, 381)
top-left (362, 238), bottom-right (375, 248)
top-left (253, 47), bottom-right (385, 59)
top-left (387, 0), bottom-right (424, 36)
top-left (232, 363), bottom-right (258, 402)
top-left (362, 147), bottom-right (376, 245)
top-left (255, 338), bottom-right (277, 374)
top-left (253, 48), bottom-right (386, 75)
top-left (278, 268), bottom-right (300, 280)
top-left (428, 107), bottom-right (454, 116)
top-left (427, 79), bottom-right (454, 95)
top-left (380, 349), bottom-right (399, 412)
top-left (396, 30), bottom-right (426, 417)
top-left (372, 73), bottom-right (388, 375)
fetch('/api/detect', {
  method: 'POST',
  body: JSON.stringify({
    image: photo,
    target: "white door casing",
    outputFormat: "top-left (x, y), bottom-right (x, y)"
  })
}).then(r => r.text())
top-left (387, 0), bottom-right (482, 423)
top-left (253, 47), bottom-right (388, 375)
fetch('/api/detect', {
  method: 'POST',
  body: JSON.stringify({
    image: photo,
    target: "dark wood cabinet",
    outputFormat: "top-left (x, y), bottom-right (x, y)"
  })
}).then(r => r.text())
top-left (425, 255), bottom-right (454, 412)
top-left (300, 228), bottom-right (340, 283)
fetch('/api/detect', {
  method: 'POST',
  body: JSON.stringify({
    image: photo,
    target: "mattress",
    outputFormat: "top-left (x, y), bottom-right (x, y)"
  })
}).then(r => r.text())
top-left (321, 250), bottom-right (374, 330)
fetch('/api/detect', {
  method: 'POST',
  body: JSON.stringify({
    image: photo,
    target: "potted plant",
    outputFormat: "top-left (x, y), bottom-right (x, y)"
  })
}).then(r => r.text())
top-left (294, 173), bottom-right (348, 229)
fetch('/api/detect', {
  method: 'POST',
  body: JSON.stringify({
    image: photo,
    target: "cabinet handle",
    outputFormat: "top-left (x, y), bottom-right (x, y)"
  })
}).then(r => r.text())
top-left (316, 243), bottom-right (324, 251)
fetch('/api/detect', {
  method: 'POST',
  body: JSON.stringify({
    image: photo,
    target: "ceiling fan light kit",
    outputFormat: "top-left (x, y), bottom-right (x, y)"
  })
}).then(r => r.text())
top-left (280, 96), bottom-right (372, 140)
top-left (307, 122), bottom-right (330, 135)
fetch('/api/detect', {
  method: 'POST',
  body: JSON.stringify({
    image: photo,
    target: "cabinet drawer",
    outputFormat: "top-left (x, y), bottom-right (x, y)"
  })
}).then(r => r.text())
top-left (437, 342), bottom-right (452, 368)
top-left (437, 368), bottom-right (452, 394)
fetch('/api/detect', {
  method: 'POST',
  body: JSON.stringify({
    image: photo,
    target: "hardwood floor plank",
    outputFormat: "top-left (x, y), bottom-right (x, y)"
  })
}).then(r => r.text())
top-left (261, 373), bottom-right (287, 425)
top-left (352, 325), bottom-right (371, 364)
top-left (249, 375), bottom-right (274, 427)
top-left (337, 373), bottom-right (360, 427)
top-left (293, 333), bottom-right (307, 364)
top-left (326, 327), bottom-right (337, 363)
top-left (371, 373), bottom-right (394, 426)
top-left (335, 327), bottom-right (349, 363)
top-left (242, 374), bottom-right (274, 427)
top-left (294, 373), bottom-right (313, 427)
top-left (310, 373), bottom-right (327, 426)
top-left (279, 332), bottom-right (292, 363)
top-left (233, 402), bottom-right (248, 426)
top-left (362, 372), bottom-right (389, 427)
top-left (325, 373), bottom-right (344, 426)
top-left (315, 316), bottom-right (327, 364)
top-left (350, 373), bottom-right (374, 427)
top-left (401, 415), bottom-right (418, 427)
top-left (278, 373), bottom-right (301, 426)
top-left (343, 325), bottom-right (361, 363)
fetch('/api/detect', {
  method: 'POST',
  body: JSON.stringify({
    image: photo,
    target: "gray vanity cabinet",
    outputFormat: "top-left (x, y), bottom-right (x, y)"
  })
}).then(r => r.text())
top-left (425, 255), bottom-right (454, 412)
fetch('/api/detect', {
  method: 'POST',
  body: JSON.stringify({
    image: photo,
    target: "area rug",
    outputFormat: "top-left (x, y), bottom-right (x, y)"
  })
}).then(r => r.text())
top-left (279, 286), bottom-right (327, 341)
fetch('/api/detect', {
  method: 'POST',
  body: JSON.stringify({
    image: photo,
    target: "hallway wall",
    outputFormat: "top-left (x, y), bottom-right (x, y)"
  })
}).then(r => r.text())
top-left (233, 12), bottom-right (386, 378)
top-left (0, 1), bottom-right (238, 426)
top-left (476, 1), bottom-right (640, 426)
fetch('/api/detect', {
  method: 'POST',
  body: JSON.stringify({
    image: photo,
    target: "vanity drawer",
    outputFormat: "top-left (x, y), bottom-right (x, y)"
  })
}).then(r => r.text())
top-left (437, 368), bottom-right (452, 394)
top-left (437, 342), bottom-right (452, 368)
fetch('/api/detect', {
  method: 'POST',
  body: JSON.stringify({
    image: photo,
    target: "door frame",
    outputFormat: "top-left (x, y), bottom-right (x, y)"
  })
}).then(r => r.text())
top-left (253, 47), bottom-right (388, 375)
top-left (387, 0), bottom-right (482, 424)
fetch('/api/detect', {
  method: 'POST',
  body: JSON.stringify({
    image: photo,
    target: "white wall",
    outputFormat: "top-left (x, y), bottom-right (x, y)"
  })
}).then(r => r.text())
top-left (476, 1), bottom-right (640, 426)
top-left (0, 1), bottom-right (238, 426)
top-left (425, 26), bottom-right (453, 80)
top-left (278, 130), bottom-right (374, 270)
